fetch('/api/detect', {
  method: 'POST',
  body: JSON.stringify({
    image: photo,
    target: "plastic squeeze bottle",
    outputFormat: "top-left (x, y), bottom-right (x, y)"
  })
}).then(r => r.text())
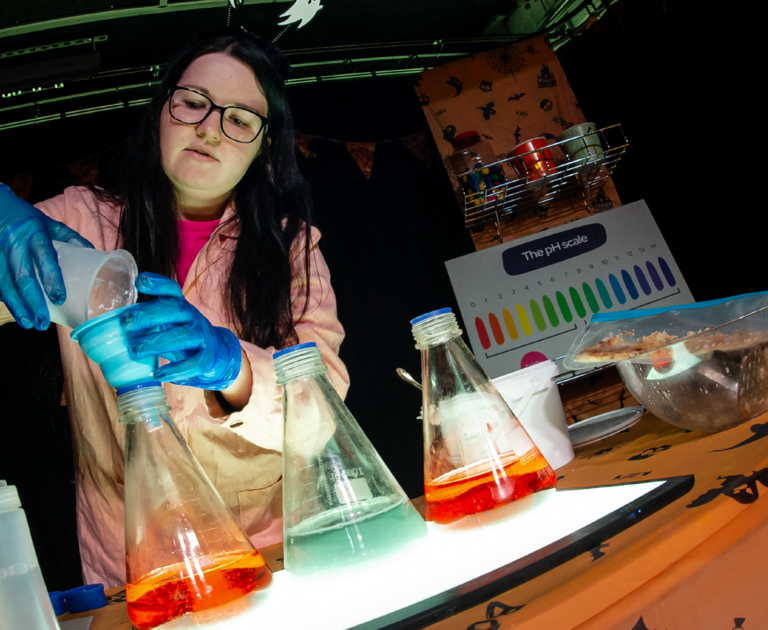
top-left (0, 480), bottom-right (61, 630)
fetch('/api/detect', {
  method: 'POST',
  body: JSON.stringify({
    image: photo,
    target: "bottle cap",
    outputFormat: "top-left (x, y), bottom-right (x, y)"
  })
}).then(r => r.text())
top-left (451, 131), bottom-right (481, 150)
top-left (0, 480), bottom-right (21, 511)
top-left (273, 341), bottom-right (317, 360)
top-left (410, 308), bottom-right (452, 326)
top-left (63, 584), bottom-right (108, 613)
top-left (49, 591), bottom-right (67, 616)
top-left (115, 381), bottom-right (162, 397)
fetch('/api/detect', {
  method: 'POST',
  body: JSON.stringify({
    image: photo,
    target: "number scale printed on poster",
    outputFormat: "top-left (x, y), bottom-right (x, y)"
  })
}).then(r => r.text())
top-left (445, 200), bottom-right (694, 378)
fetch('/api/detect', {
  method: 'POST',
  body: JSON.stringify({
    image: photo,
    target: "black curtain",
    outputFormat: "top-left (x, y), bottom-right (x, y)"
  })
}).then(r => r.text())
top-left (291, 77), bottom-right (476, 497)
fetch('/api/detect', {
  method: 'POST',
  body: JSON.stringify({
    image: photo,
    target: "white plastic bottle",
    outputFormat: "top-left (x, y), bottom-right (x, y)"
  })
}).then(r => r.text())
top-left (0, 480), bottom-right (61, 630)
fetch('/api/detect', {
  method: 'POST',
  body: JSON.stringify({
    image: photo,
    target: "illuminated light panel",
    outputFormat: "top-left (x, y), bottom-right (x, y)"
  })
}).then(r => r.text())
top-left (188, 482), bottom-right (665, 630)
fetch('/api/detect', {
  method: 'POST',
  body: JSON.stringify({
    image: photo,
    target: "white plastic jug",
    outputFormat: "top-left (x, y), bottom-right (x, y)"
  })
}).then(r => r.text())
top-left (0, 481), bottom-right (61, 630)
top-left (492, 360), bottom-right (575, 470)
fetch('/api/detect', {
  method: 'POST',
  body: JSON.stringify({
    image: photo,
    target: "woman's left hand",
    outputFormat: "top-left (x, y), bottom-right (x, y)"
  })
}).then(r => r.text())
top-left (120, 272), bottom-right (242, 391)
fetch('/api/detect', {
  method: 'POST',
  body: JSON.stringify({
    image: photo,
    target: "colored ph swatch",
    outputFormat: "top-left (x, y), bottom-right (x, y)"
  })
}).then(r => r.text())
top-left (582, 283), bottom-right (599, 313)
top-left (530, 300), bottom-right (546, 332)
top-left (556, 291), bottom-right (573, 322)
top-left (489, 313), bottom-right (504, 345)
top-left (659, 257), bottom-right (676, 286)
top-left (569, 287), bottom-right (586, 318)
top-left (621, 269), bottom-right (639, 300)
top-left (516, 304), bottom-right (533, 336)
top-left (634, 265), bottom-right (652, 296)
top-left (473, 256), bottom-right (679, 349)
top-left (595, 278), bottom-right (612, 309)
top-left (542, 295), bottom-right (559, 327)
top-left (647, 261), bottom-right (663, 290)
top-left (502, 308), bottom-right (519, 341)
top-left (609, 273), bottom-right (626, 304)
top-left (476, 317), bottom-right (491, 350)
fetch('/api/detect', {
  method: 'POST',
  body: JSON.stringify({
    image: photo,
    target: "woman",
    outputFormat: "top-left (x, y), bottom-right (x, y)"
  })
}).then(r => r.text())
top-left (0, 28), bottom-right (348, 587)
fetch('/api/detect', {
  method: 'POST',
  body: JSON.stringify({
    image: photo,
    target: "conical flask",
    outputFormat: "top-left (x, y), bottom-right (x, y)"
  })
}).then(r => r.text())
top-left (411, 309), bottom-right (556, 526)
top-left (274, 342), bottom-right (427, 576)
top-left (120, 385), bottom-right (272, 629)
top-left (71, 310), bottom-right (271, 630)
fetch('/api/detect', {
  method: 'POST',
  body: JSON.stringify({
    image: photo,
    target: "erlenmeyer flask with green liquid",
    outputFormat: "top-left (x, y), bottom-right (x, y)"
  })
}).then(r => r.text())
top-left (274, 342), bottom-right (427, 576)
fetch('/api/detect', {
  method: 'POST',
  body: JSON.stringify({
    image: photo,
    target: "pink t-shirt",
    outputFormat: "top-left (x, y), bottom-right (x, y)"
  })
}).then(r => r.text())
top-left (177, 218), bottom-right (221, 287)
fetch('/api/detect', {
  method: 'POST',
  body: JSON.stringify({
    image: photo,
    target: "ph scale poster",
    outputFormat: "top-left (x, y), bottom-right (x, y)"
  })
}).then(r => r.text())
top-left (445, 200), bottom-right (694, 379)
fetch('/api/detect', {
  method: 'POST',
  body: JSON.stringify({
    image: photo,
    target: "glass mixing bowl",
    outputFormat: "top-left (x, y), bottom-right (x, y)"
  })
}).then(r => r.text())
top-left (614, 305), bottom-right (768, 432)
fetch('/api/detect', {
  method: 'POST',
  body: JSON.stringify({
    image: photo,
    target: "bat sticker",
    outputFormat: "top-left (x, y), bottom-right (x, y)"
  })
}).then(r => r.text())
top-left (477, 102), bottom-right (496, 120)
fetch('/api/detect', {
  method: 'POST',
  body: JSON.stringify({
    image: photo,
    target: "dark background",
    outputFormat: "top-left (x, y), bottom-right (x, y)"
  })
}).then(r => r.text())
top-left (0, 0), bottom-right (756, 592)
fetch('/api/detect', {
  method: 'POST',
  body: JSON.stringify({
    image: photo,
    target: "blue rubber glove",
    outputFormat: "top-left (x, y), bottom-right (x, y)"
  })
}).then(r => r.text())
top-left (120, 272), bottom-right (242, 390)
top-left (0, 183), bottom-right (93, 330)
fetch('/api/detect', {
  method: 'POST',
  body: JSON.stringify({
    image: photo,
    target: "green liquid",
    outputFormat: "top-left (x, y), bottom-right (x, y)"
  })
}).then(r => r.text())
top-left (284, 497), bottom-right (427, 576)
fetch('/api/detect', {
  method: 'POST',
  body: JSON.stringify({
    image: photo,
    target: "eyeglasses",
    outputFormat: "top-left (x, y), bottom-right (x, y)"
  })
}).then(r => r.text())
top-left (167, 86), bottom-right (269, 144)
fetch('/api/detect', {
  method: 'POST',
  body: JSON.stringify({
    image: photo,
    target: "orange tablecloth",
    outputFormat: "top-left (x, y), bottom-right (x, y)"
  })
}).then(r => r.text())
top-left (59, 412), bottom-right (768, 630)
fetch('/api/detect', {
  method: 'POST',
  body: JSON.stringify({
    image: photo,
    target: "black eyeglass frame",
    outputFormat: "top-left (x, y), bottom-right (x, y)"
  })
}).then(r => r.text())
top-left (167, 86), bottom-right (270, 144)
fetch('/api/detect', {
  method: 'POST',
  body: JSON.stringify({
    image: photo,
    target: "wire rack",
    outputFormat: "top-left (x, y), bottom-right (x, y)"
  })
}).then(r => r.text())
top-left (460, 124), bottom-right (628, 241)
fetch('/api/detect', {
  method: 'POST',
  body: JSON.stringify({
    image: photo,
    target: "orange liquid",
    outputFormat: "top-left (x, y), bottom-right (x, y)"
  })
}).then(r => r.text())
top-left (126, 550), bottom-right (272, 630)
top-left (425, 449), bottom-right (556, 524)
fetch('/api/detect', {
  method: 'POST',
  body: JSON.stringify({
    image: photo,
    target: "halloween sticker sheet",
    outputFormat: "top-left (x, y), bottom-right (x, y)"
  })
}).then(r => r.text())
top-left (414, 36), bottom-right (622, 250)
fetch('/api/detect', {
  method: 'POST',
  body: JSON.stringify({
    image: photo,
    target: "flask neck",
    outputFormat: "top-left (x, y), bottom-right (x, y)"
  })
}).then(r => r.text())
top-left (412, 311), bottom-right (463, 349)
top-left (274, 345), bottom-right (327, 384)
top-left (117, 385), bottom-right (171, 429)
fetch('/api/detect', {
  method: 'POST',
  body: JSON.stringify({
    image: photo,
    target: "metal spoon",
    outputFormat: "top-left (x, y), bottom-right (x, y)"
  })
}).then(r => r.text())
top-left (396, 367), bottom-right (422, 391)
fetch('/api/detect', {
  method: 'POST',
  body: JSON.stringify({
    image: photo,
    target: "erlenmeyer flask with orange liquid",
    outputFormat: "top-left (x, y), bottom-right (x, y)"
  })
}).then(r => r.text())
top-left (120, 383), bottom-right (272, 629)
top-left (117, 383), bottom-right (272, 630)
top-left (411, 308), bottom-right (556, 526)
top-left (70, 310), bottom-right (272, 630)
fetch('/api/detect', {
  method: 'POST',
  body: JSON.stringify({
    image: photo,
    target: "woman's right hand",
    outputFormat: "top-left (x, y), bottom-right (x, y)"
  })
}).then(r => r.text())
top-left (0, 183), bottom-right (93, 330)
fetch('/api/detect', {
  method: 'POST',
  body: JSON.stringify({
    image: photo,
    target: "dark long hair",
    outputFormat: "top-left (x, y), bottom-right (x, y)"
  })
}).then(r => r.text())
top-left (101, 28), bottom-right (311, 348)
